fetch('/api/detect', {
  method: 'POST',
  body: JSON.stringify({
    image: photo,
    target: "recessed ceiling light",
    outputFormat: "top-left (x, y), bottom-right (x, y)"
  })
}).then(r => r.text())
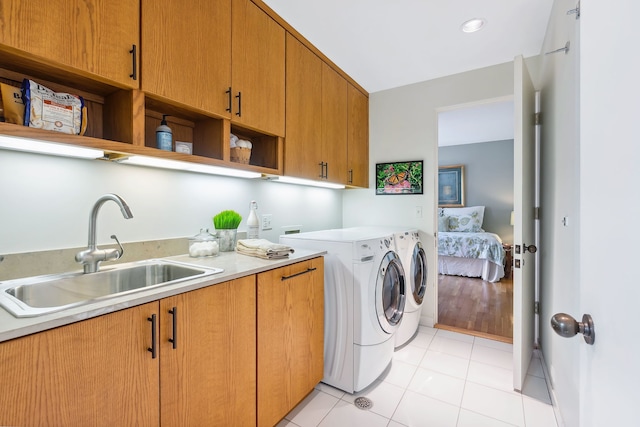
top-left (461, 18), bottom-right (486, 33)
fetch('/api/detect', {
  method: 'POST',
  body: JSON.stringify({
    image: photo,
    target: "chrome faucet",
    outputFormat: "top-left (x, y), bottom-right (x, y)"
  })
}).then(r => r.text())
top-left (75, 194), bottom-right (134, 273)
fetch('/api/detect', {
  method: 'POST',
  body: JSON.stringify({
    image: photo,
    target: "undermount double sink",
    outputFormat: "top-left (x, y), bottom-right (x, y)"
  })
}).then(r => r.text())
top-left (0, 259), bottom-right (223, 318)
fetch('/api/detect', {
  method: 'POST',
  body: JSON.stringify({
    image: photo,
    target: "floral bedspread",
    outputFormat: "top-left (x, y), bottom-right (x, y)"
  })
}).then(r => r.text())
top-left (438, 232), bottom-right (505, 266)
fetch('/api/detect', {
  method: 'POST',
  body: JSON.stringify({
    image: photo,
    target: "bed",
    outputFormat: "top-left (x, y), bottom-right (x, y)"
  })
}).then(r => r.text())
top-left (437, 206), bottom-right (506, 282)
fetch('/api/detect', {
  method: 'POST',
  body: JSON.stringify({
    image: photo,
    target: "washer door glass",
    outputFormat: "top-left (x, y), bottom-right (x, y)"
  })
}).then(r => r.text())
top-left (411, 241), bottom-right (427, 305)
top-left (377, 251), bottom-right (406, 333)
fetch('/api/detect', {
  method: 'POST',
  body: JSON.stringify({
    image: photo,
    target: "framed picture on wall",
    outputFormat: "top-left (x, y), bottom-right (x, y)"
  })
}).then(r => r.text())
top-left (375, 160), bottom-right (423, 195)
top-left (438, 164), bottom-right (465, 207)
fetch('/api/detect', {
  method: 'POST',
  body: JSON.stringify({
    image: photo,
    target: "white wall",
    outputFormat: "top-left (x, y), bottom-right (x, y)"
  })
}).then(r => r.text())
top-left (0, 150), bottom-right (343, 254)
top-left (537, 0), bottom-right (581, 425)
top-left (343, 61), bottom-right (514, 326)
top-left (439, 140), bottom-right (514, 243)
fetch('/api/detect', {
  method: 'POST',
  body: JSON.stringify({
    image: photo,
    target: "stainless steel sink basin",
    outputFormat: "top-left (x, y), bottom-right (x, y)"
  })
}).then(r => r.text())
top-left (0, 259), bottom-right (223, 317)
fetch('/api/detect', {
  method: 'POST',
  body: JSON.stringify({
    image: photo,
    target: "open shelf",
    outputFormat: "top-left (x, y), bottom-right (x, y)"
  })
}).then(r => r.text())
top-left (0, 64), bottom-right (282, 175)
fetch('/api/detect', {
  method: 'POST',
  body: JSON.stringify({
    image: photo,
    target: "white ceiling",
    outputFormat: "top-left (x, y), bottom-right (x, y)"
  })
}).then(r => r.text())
top-left (262, 0), bottom-right (554, 94)
top-left (262, 0), bottom-right (547, 145)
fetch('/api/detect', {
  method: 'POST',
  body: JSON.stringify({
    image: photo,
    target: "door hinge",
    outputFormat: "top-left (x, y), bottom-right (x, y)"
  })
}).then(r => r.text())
top-left (534, 301), bottom-right (540, 314)
top-left (534, 207), bottom-right (540, 220)
top-left (534, 112), bottom-right (542, 125)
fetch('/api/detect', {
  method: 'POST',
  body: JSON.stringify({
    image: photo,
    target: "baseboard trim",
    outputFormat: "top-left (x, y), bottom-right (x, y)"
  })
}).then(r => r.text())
top-left (537, 348), bottom-right (566, 427)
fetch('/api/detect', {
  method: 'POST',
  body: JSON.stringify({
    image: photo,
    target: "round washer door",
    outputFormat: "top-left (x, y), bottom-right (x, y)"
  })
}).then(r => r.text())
top-left (375, 251), bottom-right (406, 334)
top-left (411, 241), bottom-right (428, 305)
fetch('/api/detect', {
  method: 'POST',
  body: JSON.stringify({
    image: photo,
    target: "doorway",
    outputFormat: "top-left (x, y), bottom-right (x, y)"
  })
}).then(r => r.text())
top-left (435, 98), bottom-right (515, 342)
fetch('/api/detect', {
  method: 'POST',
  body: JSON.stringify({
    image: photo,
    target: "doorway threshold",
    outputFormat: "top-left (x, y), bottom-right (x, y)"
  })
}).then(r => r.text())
top-left (435, 323), bottom-right (513, 344)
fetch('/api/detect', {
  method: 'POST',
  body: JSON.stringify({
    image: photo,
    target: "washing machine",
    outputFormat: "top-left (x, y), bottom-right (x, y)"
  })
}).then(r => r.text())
top-left (392, 229), bottom-right (428, 347)
top-left (336, 226), bottom-right (428, 347)
top-left (280, 228), bottom-right (406, 393)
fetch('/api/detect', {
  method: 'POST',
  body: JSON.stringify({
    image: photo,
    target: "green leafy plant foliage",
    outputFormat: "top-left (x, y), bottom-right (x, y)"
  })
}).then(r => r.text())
top-left (375, 161), bottom-right (423, 194)
top-left (213, 210), bottom-right (242, 229)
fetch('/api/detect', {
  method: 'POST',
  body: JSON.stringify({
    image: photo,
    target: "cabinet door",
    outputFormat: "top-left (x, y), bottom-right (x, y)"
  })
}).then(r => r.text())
top-left (322, 63), bottom-right (348, 184)
top-left (284, 34), bottom-right (323, 180)
top-left (257, 257), bottom-right (324, 427)
top-left (0, 302), bottom-right (159, 427)
top-left (232, 0), bottom-right (285, 136)
top-left (347, 84), bottom-right (369, 188)
top-left (159, 276), bottom-right (256, 427)
top-left (0, 0), bottom-right (139, 88)
top-left (141, 0), bottom-right (232, 116)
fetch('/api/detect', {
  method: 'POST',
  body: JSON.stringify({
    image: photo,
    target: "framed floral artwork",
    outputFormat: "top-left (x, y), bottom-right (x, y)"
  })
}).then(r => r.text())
top-left (375, 161), bottom-right (423, 195)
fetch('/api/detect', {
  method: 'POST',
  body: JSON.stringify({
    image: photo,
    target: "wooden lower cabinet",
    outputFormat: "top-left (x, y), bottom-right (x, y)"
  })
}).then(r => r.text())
top-left (159, 275), bottom-right (256, 427)
top-left (0, 302), bottom-right (160, 427)
top-left (257, 257), bottom-right (324, 427)
top-left (0, 263), bottom-right (323, 427)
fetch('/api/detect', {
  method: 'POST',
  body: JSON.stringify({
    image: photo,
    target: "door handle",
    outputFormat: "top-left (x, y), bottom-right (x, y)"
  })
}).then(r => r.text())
top-left (551, 313), bottom-right (595, 344)
top-left (515, 243), bottom-right (537, 254)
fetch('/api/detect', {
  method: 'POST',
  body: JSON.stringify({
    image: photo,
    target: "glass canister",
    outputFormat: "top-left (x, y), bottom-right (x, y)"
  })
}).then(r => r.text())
top-left (188, 228), bottom-right (219, 257)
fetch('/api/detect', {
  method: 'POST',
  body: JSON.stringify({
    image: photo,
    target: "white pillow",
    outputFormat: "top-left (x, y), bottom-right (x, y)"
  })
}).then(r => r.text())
top-left (441, 206), bottom-right (485, 228)
top-left (438, 215), bottom-right (449, 232)
top-left (447, 213), bottom-right (483, 232)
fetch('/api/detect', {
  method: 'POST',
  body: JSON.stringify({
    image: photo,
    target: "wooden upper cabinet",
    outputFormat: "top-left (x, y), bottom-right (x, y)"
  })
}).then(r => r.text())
top-left (0, 302), bottom-right (159, 427)
top-left (322, 63), bottom-right (348, 184)
top-left (286, 34), bottom-right (367, 185)
top-left (141, 0), bottom-right (232, 116)
top-left (159, 276), bottom-right (256, 427)
top-left (284, 33), bottom-right (323, 180)
top-left (231, 0), bottom-right (285, 136)
top-left (0, 0), bottom-right (139, 88)
top-left (257, 258), bottom-right (324, 427)
top-left (347, 84), bottom-right (369, 187)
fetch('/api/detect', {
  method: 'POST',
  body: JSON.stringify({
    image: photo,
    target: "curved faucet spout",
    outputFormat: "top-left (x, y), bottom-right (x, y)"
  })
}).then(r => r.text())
top-left (76, 194), bottom-right (134, 273)
top-left (86, 194), bottom-right (133, 249)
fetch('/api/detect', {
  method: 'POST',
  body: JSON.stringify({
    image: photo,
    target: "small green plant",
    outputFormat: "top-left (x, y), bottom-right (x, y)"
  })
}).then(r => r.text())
top-left (213, 210), bottom-right (242, 229)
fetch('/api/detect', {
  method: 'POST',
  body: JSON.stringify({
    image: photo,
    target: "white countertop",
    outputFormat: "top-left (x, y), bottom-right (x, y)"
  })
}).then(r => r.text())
top-left (0, 249), bottom-right (325, 343)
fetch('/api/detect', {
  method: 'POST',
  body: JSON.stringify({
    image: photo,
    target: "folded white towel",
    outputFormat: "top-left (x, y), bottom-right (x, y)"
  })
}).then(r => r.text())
top-left (236, 239), bottom-right (294, 259)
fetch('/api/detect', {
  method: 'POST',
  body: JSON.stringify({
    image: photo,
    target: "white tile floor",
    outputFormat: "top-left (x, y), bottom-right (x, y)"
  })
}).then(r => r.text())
top-left (278, 327), bottom-right (558, 427)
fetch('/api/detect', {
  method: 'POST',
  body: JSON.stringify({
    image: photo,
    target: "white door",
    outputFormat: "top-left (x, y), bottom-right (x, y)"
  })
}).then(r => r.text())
top-left (512, 55), bottom-right (536, 392)
top-left (578, 1), bottom-right (640, 424)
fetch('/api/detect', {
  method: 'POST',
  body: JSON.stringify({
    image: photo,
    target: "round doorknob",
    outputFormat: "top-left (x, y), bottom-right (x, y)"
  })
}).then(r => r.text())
top-left (551, 313), bottom-right (595, 345)
top-left (523, 243), bottom-right (538, 253)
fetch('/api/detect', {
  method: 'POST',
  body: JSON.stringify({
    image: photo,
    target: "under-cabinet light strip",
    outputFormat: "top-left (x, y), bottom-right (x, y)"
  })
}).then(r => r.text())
top-left (0, 135), bottom-right (104, 159)
top-left (116, 155), bottom-right (262, 179)
top-left (274, 176), bottom-right (345, 189)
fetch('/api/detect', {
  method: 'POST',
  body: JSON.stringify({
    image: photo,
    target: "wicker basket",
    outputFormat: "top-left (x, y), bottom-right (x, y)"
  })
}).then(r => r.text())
top-left (230, 147), bottom-right (251, 164)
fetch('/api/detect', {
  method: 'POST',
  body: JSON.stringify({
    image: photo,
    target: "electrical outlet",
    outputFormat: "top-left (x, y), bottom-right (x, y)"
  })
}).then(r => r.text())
top-left (261, 214), bottom-right (273, 231)
top-left (415, 206), bottom-right (423, 218)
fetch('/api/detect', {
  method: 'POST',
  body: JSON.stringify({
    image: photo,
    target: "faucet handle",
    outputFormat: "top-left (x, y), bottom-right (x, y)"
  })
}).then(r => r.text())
top-left (110, 234), bottom-right (125, 260)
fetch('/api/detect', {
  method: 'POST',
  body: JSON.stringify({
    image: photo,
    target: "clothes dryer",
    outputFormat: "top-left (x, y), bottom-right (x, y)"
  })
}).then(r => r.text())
top-left (392, 229), bottom-right (428, 347)
top-left (280, 228), bottom-right (406, 393)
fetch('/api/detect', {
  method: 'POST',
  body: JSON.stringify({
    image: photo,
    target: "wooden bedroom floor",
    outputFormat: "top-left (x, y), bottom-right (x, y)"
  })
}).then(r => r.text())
top-left (436, 274), bottom-right (513, 342)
